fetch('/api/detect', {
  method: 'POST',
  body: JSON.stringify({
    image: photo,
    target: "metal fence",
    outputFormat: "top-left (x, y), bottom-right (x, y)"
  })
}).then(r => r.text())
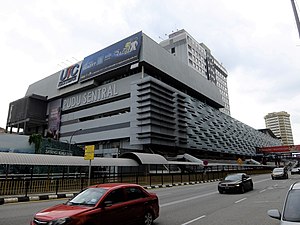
top-left (0, 165), bottom-right (272, 197)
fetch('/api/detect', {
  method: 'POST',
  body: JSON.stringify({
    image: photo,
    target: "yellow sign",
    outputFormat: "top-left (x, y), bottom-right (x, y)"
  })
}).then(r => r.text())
top-left (84, 145), bottom-right (95, 160)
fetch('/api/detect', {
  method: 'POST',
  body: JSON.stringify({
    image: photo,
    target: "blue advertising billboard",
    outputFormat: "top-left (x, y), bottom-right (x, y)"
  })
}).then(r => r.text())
top-left (80, 31), bottom-right (142, 82)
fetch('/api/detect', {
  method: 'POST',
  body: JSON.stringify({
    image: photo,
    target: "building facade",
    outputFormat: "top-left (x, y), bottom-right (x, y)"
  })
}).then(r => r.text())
top-left (264, 111), bottom-right (294, 145)
top-left (6, 31), bottom-right (280, 159)
top-left (159, 29), bottom-right (230, 115)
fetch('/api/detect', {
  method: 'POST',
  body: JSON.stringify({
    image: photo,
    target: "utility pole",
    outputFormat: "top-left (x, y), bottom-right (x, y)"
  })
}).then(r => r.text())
top-left (291, 0), bottom-right (300, 38)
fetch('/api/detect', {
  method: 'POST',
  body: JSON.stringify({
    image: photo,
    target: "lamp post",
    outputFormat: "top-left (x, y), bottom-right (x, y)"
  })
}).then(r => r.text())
top-left (291, 0), bottom-right (300, 39)
top-left (67, 129), bottom-right (82, 177)
top-left (68, 128), bottom-right (82, 153)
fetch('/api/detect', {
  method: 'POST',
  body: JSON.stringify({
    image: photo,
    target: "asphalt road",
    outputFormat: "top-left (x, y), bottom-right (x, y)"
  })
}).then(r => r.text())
top-left (0, 173), bottom-right (298, 225)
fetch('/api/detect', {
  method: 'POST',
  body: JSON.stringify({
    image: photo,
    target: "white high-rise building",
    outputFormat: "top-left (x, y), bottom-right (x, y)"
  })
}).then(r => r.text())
top-left (160, 29), bottom-right (230, 115)
top-left (264, 111), bottom-right (294, 145)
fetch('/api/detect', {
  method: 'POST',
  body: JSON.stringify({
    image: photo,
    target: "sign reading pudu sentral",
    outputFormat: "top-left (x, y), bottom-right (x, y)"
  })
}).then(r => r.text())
top-left (84, 145), bottom-right (95, 160)
top-left (62, 83), bottom-right (118, 111)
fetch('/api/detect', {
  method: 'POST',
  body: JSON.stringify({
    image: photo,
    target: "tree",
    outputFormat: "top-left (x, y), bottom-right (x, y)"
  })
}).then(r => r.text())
top-left (28, 133), bottom-right (42, 154)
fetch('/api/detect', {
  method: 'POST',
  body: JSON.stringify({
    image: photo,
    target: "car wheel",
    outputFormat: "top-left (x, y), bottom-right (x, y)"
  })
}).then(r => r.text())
top-left (240, 185), bottom-right (245, 194)
top-left (144, 211), bottom-right (153, 225)
top-left (250, 183), bottom-right (253, 191)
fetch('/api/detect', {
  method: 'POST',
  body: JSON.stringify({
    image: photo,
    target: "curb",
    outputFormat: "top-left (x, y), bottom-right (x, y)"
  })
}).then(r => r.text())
top-left (0, 193), bottom-right (77, 205)
top-left (144, 179), bottom-right (220, 189)
top-left (0, 179), bottom-right (220, 205)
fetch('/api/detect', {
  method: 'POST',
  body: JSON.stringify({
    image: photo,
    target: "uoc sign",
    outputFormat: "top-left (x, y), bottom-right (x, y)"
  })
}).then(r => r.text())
top-left (57, 62), bottom-right (82, 89)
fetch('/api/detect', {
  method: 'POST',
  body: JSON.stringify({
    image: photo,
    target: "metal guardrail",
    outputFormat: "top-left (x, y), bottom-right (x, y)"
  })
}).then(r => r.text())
top-left (0, 165), bottom-right (273, 197)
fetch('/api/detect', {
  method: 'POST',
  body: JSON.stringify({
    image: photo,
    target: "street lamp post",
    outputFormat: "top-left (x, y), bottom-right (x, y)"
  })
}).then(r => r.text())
top-left (67, 129), bottom-right (82, 177)
top-left (291, 0), bottom-right (300, 39)
top-left (68, 128), bottom-right (82, 153)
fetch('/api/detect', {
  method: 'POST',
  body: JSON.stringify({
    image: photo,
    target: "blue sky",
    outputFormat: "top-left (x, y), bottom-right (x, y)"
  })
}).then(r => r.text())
top-left (1, 0), bottom-right (300, 143)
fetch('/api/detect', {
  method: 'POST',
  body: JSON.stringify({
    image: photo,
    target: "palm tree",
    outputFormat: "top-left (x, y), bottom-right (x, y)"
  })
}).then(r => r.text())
top-left (28, 133), bottom-right (42, 154)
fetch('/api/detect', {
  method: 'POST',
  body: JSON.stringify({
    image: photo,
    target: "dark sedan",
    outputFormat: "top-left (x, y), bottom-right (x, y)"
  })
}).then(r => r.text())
top-left (31, 183), bottom-right (159, 225)
top-left (218, 173), bottom-right (253, 194)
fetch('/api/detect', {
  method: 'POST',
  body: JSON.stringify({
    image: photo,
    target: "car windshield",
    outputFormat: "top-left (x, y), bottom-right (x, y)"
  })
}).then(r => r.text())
top-left (224, 174), bottom-right (242, 181)
top-left (67, 188), bottom-right (107, 206)
top-left (273, 168), bottom-right (284, 172)
top-left (283, 190), bottom-right (300, 222)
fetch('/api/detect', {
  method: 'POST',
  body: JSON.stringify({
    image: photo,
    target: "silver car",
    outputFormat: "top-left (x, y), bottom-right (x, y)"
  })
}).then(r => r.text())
top-left (291, 167), bottom-right (300, 175)
top-left (268, 182), bottom-right (300, 224)
top-left (271, 167), bottom-right (288, 179)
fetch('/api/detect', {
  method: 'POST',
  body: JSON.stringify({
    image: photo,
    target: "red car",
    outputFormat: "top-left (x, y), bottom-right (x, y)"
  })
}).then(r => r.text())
top-left (31, 183), bottom-right (159, 225)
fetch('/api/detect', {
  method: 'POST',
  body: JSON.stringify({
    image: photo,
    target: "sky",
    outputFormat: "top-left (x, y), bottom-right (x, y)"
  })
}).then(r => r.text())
top-left (0, 0), bottom-right (300, 144)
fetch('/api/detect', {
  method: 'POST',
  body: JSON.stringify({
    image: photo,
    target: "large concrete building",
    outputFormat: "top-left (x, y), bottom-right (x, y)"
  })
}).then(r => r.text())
top-left (160, 29), bottom-right (230, 115)
top-left (264, 111), bottom-right (294, 145)
top-left (5, 31), bottom-right (280, 159)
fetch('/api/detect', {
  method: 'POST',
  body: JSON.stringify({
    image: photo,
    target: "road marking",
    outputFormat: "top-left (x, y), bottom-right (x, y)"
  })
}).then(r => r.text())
top-left (259, 189), bottom-right (266, 193)
top-left (160, 191), bottom-right (218, 207)
top-left (181, 215), bottom-right (206, 225)
top-left (158, 192), bottom-right (172, 197)
top-left (254, 178), bottom-right (271, 184)
top-left (160, 176), bottom-right (272, 208)
top-left (235, 197), bottom-right (247, 203)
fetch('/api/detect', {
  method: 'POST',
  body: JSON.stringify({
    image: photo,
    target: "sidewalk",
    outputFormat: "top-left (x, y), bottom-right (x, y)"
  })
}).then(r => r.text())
top-left (0, 179), bottom-right (220, 205)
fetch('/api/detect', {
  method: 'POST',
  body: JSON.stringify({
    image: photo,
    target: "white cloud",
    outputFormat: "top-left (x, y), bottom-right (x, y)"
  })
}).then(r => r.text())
top-left (1, 0), bottom-right (300, 144)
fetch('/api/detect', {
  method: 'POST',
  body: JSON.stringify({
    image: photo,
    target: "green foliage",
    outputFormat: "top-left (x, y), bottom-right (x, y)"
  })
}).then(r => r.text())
top-left (28, 133), bottom-right (42, 154)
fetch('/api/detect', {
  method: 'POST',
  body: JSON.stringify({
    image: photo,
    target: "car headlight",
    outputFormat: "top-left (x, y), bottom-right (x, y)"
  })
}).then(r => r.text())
top-left (48, 218), bottom-right (71, 225)
top-left (235, 184), bottom-right (240, 187)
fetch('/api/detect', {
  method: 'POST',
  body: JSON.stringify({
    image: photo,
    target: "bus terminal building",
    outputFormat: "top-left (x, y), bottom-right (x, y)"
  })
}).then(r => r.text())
top-left (5, 31), bottom-right (281, 160)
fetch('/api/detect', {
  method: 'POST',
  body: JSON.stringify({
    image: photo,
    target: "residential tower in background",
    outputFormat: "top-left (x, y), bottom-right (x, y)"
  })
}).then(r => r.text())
top-left (264, 111), bottom-right (294, 145)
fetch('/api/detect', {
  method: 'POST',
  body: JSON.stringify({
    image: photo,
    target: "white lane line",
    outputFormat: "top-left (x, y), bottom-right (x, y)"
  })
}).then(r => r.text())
top-left (160, 191), bottom-right (218, 207)
top-left (235, 197), bottom-right (247, 204)
top-left (181, 215), bottom-right (206, 225)
top-left (254, 178), bottom-right (271, 184)
top-left (259, 189), bottom-right (266, 193)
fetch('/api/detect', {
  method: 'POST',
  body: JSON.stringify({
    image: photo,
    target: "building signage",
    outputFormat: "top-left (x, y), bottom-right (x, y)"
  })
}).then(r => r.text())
top-left (62, 83), bottom-right (118, 111)
top-left (79, 31), bottom-right (142, 82)
top-left (57, 62), bottom-right (82, 89)
top-left (259, 145), bottom-right (300, 153)
top-left (47, 99), bottom-right (62, 139)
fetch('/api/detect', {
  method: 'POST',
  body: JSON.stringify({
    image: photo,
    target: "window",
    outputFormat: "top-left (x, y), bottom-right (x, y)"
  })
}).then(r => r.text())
top-left (104, 188), bottom-right (125, 204)
top-left (171, 47), bottom-right (175, 54)
top-left (68, 188), bottom-right (107, 206)
top-left (125, 187), bottom-right (147, 200)
top-left (283, 190), bottom-right (300, 221)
